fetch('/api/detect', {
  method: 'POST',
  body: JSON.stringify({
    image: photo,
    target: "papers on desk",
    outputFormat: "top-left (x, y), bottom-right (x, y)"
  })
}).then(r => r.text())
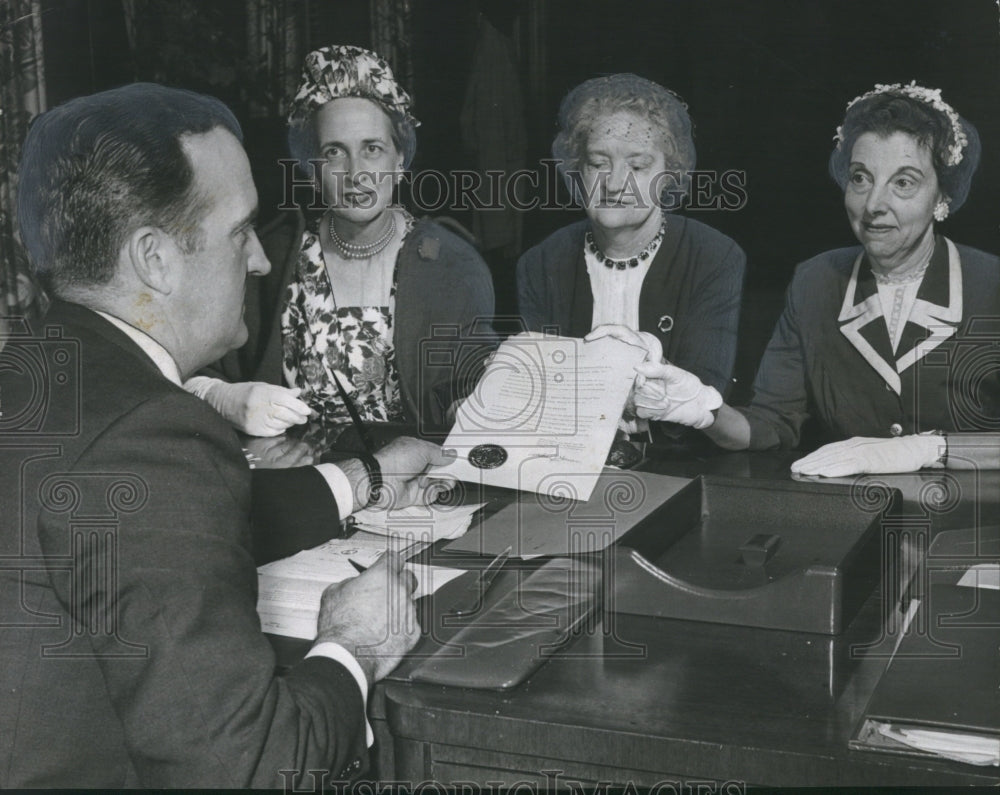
top-left (351, 501), bottom-right (485, 542)
top-left (256, 535), bottom-right (465, 640)
top-left (434, 332), bottom-right (647, 501)
top-left (873, 722), bottom-right (999, 767)
top-left (850, 565), bottom-right (1000, 767)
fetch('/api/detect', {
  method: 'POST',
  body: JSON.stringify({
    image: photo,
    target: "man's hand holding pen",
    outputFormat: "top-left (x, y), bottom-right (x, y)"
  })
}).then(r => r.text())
top-left (317, 550), bottom-right (420, 684)
top-left (340, 437), bottom-right (458, 511)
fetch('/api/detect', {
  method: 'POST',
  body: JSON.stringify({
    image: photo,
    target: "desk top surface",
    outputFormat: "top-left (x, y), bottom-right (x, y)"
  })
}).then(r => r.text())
top-left (375, 452), bottom-right (1000, 787)
top-left (267, 448), bottom-right (999, 786)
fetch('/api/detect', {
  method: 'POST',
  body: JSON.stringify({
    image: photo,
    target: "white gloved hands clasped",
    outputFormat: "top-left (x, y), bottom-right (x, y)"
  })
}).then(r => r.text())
top-left (791, 434), bottom-right (946, 477)
top-left (632, 361), bottom-right (722, 429)
top-left (584, 324), bottom-right (720, 430)
top-left (184, 376), bottom-right (312, 437)
top-left (585, 324), bottom-right (663, 366)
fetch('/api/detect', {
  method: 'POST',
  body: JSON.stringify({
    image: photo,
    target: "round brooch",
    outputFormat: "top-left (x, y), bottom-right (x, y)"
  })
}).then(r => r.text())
top-left (468, 443), bottom-right (508, 469)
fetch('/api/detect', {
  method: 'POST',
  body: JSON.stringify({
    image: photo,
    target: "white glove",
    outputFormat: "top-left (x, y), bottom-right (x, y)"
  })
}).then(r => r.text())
top-left (584, 324), bottom-right (663, 364)
top-left (184, 376), bottom-right (312, 437)
top-left (584, 325), bottom-right (663, 434)
top-left (790, 434), bottom-right (946, 477)
top-left (631, 361), bottom-right (722, 430)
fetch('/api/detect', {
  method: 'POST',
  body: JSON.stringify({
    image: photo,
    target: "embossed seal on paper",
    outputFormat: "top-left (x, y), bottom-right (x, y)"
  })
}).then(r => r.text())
top-left (468, 443), bottom-right (508, 469)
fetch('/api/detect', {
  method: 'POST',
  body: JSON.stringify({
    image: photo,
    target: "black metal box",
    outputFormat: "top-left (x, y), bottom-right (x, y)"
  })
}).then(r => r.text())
top-left (612, 475), bottom-right (901, 634)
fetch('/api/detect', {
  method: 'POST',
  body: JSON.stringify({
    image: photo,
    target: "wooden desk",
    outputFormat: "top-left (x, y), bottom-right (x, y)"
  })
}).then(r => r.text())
top-left (365, 453), bottom-right (1000, 788)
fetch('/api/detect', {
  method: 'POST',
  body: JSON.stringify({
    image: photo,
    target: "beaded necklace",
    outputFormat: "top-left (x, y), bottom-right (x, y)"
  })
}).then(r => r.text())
top-left (585, 219), bottom-right (666, 270)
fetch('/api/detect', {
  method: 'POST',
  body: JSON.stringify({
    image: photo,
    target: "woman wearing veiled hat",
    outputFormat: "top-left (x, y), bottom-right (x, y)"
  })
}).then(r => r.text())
top-left (517, 74), bottom-right (746, 457)
top-left (186, 45), bottom-right (496, 437)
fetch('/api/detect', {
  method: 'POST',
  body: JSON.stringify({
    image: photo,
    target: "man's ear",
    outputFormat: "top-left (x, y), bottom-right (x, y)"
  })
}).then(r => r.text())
top-left (126, 226), bottom-right (176, 295)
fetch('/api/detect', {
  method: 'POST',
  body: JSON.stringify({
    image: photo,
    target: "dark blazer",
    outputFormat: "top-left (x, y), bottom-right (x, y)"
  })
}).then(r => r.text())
top-left (516, 215), bottom-right (746, 396)
top-left (741, 238), bottom-right (1000, 449)
top-left (0, 301), bottom-right (367, 787)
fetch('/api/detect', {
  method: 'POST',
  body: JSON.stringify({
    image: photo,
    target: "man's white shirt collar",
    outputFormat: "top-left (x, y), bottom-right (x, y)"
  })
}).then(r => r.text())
top-left (95, 310), bottom-right (183, 386)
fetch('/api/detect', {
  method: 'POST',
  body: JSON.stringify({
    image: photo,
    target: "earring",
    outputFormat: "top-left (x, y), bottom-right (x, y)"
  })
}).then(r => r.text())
top-left (933, 200), bottom-right (950, 222)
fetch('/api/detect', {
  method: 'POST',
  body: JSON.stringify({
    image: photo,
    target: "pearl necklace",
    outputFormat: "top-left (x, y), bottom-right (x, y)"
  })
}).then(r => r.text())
top-left (328, 212), bottom-right (397, 260)
top-left (586, 219), bottom-right (666, 270)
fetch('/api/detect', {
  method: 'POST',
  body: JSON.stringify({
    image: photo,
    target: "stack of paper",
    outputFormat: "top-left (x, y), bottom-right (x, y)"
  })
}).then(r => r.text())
top-left (350, 501), bottom-right (485, 542)
top-left (256, 535), bottom-right (465, 639)
top-left (875, 722), bottom-right (999, 767)
top-left (850, 563), bottom-right (1000, 767)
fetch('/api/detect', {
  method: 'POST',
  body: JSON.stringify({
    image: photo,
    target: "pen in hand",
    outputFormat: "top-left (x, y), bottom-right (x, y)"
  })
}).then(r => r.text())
top-left (331, 371), bottom-right (376, 455)
top-left (348, 539), bottom-right (430, 577)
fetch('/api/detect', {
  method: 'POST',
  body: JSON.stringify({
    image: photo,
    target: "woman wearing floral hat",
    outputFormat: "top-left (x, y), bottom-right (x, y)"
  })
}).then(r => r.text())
top-left (593, 81), bottom-right (1000, 475)
top-left (186, 45), bottom-right (496, 436)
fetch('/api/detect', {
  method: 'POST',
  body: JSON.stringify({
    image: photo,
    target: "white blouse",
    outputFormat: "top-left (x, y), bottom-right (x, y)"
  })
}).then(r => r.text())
top-left (585, 234), bottom-right (662, 330)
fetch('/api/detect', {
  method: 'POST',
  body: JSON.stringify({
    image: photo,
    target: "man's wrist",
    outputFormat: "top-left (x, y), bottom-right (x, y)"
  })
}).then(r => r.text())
top-left (355, 452), bottom-right (383, 507)
top-left (339, 458), bottom-right (371, 513)
top-left (339, 454), bottom-right (383, 509)
top-left (306, 641), bottom-right (375, 746)
top-left (314, 463), bottom-right (356, 517)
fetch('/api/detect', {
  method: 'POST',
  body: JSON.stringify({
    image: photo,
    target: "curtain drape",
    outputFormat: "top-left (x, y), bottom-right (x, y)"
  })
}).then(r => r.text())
top-left (371, 0), bottom-right (413, 99)
top-left (1, 0), bottom-right (48, 334)
top-left (246, 0), bottom-right (301, 119)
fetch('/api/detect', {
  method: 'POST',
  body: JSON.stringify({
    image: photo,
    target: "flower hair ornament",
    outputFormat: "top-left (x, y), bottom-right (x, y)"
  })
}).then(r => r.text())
top-left (287, 44), bottom-right (419, 128)
top-left (834, 81), bottom-right (968, 167)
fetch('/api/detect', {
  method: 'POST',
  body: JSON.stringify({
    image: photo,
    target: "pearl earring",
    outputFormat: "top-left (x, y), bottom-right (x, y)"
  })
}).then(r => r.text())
top-left (933, 200), bottom-right (950, 222)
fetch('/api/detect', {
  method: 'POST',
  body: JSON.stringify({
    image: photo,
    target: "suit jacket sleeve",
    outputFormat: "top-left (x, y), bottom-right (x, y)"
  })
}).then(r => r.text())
top-left (426, 230), bottom-right (499, 419)
top-left (395, 222), bottom-right (499, 426)
top-left (251, 466), bottom-right (343, 565)
top-left (36, 392), bottom-right (365, 787)
top-left (739, 269), bottom-right (813, 449)
top-left (516, 243), bottom-right (550, 333)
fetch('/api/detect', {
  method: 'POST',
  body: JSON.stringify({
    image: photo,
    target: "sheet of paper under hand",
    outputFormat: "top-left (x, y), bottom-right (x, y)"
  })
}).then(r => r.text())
top-left (351, 501), bottom-right (486, 542)
top-left (256, 535), bottom-right (385, 639)
top-left (433, 332), bottom-right (647, 501)
top-left (256, 536), bottom-right (468, 639)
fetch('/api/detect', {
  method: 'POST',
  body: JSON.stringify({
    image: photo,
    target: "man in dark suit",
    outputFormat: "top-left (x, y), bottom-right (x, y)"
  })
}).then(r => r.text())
top-left (0, 83), bottom-right (447, 787)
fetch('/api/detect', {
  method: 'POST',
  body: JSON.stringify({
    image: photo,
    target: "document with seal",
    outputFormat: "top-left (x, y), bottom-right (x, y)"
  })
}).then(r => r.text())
top-left (435, 332), bottom-right (647, 501)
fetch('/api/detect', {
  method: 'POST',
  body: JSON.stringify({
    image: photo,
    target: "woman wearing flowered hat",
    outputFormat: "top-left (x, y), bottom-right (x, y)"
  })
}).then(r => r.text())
top-left (593, 81), bottom-right (1000, 475)
top-left (187, 45), bottom-right (495, 436)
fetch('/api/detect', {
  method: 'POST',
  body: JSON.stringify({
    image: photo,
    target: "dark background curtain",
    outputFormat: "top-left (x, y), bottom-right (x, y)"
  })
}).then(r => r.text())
top-left (1, 0), bottom-right (48, 336)
top-left (4, 0), bottom-right (998, 395)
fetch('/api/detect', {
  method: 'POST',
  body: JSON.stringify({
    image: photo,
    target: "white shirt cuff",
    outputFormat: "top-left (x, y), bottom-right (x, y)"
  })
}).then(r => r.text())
top-left (314, 463), bottom-right (354, 518)
top-left (306, 641), bottom-right (373, 747)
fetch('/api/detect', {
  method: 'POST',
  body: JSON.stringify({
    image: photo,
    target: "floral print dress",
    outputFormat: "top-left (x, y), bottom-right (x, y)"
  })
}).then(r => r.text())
top-left (281, 214), bottom-right (415, 424)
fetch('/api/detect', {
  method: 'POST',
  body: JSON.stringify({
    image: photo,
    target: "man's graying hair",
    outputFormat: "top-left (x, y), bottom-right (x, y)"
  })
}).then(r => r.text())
top-left (17, 82), bottom-right (242, 295)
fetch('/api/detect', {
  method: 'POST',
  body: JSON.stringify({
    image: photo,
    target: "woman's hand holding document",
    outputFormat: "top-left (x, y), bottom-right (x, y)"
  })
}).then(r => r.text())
top-left (434, 332), bottom-right (649, 500)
